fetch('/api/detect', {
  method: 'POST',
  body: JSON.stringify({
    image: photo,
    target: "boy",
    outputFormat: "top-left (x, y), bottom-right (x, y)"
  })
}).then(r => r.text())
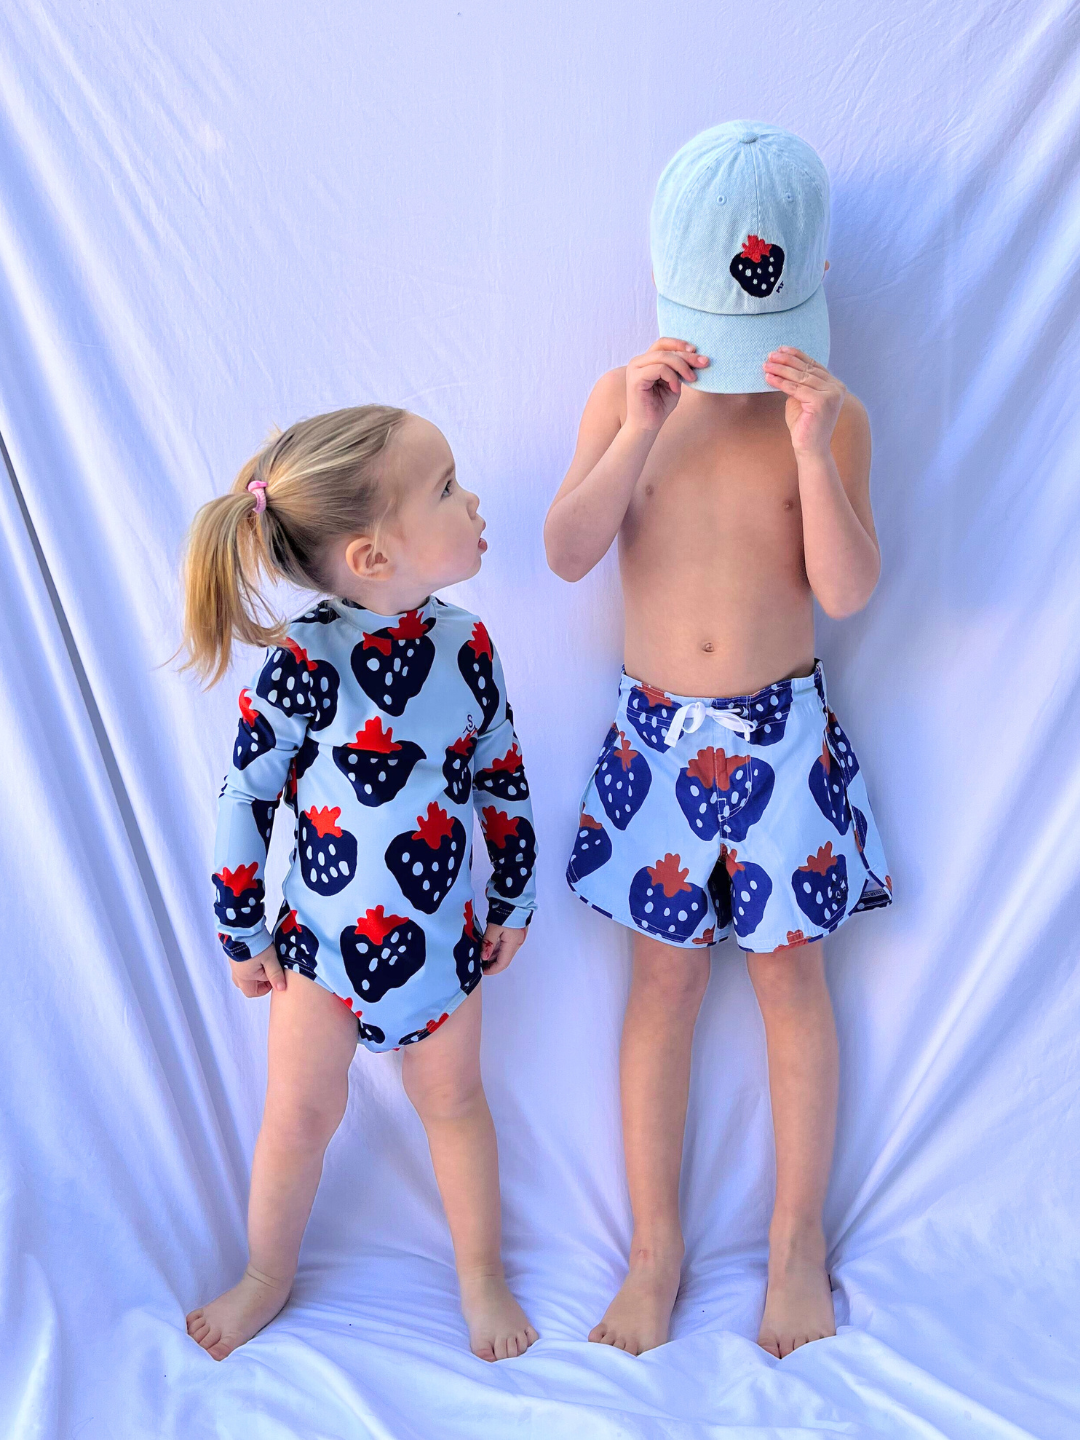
top-left (545, 122), bottom-right (891, 1359)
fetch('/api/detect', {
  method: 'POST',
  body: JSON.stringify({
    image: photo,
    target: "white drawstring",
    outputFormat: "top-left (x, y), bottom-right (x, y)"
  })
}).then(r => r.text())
top-left (663, 701), bottom-right (754, 749)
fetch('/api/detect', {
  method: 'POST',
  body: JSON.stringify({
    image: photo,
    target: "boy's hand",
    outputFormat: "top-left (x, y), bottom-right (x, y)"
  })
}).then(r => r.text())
top-left (229, 943), bottom-right (287, 997)
top-left (480, 924), bottom-right (527, 975)
top-left (763, 347), bottom-right (846, 457)
top-left (625, 339), bottom-right (709, 432)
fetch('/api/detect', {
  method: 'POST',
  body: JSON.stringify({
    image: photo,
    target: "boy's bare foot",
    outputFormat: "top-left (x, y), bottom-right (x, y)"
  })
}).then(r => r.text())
top-left (458, 1270), bottom-right (539, 1361)
top-left (185, 1267), bottom-right (292, 1361)
top-left (589, 1245), bottom-right (682, 1355)
top-left (757, 1231), bottom-right (836, 1358)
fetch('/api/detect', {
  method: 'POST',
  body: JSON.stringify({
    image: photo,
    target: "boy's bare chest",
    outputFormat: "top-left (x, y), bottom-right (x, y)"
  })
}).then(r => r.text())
top-left (620, 417), bottom-right (803, 559)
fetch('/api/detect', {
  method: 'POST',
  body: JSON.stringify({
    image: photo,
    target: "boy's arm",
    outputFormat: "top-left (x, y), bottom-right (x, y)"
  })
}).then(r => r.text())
top-left (544, 341), bottom-right (708, 582)
top-left (764, 346), bottom-right (880, 619)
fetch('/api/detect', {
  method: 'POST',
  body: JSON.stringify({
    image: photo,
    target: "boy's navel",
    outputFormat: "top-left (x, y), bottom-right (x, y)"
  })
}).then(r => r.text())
top-left (702, 641), bottom-right (715, 653)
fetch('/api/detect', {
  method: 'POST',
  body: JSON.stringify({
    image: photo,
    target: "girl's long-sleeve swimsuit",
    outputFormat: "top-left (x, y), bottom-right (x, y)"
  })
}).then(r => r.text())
top-left (213, 595), bottom-right (537, 1051)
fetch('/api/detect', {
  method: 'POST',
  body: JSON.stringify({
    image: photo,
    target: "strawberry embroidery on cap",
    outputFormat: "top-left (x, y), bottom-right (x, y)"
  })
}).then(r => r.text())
top-left (730, 234), bottom-right (785, 296)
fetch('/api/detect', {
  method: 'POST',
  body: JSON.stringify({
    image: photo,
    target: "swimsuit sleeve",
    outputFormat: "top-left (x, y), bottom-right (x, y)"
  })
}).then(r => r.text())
top-left (471, 642), bottom-right (537, 930)
top-left (212, 644), bottom-right (315, 961)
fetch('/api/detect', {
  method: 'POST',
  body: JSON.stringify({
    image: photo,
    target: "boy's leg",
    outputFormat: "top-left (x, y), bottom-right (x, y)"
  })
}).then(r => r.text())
top-left (746, 940), bottom-right (838, 1358)
top-left (590, 932), bottom-right (710, 1354)
top-left (186, 970), bottom-right (359, 1360)
top-left (401, 986), bottom-right (538, 1362)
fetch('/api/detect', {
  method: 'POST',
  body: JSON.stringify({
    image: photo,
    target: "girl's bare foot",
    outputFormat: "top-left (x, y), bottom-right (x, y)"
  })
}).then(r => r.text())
top-left (757, 1230), bottom-right (836, 1358)
top-left (458, 1269), bottom-right (539, 1361)
top-left (185, 1267), bottom-right (292, 1360)
top-left (588, 1244), bottom-right (682, 1355)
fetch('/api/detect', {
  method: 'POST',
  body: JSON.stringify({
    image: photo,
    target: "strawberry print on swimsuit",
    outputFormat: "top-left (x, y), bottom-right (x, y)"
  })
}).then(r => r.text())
top-left (213, 595), bottom-right (536, 1051)
top-left (567, 663), bottom-right (891, 952)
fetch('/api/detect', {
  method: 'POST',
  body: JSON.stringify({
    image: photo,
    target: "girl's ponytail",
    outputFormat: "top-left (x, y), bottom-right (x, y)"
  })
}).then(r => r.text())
top-left (180, 454), bottom-right (284, 686)
top-left (179, 405), bottom-right (406, 687)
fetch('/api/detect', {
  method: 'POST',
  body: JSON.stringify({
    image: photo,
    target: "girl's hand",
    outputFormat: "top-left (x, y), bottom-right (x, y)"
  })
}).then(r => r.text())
top-left (763, 347), bottom-right (846, 457)
top-left (230, 944), bottom-right (286, 997)
top-left (480, 924), bottom-right (527, 975)
top-left (625, 339), bottom-right (709, 433)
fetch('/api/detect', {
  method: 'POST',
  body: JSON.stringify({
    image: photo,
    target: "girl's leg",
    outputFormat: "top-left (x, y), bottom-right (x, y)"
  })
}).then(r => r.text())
top-left (590, 932), bottom-right (711, 1354)
top-left (401, 986), bottom-right (538, 1362)
top-left (186, 971), bottom-right (358, 1360)
top-left (746, 940), bottom-right (838, 1358)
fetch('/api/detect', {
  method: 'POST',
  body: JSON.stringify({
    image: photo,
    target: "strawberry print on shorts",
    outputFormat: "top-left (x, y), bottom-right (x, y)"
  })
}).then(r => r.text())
top-left (214, 596), bottom-right (536, 1051)
top-left (566, 664), bottom-right (890, 953)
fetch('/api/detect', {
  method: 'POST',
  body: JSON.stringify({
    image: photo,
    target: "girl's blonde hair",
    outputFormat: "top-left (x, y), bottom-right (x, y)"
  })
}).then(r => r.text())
top-left (180, 404), bottom-right (407, 687)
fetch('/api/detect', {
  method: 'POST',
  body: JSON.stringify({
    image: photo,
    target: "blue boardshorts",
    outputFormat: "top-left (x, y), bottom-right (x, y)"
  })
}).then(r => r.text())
top-left (566, 664), bottom-right (892, 953)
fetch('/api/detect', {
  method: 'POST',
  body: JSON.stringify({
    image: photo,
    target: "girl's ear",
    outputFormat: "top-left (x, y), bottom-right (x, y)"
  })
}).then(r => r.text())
top-left (344, 535), bottom-right (393, 582)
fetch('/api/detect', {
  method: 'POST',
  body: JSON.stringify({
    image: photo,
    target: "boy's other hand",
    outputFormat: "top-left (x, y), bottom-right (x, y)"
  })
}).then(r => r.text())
top-left (626, 340), bottom-right (709, 433)
top-left (230, 944), bottom-right (287, 997)
top-left (480, 924), bottom-right (527, 975)
top-left (763, 347), bottom-right (846, 457)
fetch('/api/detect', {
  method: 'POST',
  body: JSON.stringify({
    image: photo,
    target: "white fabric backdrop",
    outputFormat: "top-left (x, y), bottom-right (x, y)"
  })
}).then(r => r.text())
top-left (2, 2), bottom-right (1078, 1435)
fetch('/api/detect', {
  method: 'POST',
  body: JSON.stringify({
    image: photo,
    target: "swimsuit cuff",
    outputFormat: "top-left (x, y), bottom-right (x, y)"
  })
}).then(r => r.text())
top-left (484, 900), bottom-right (534, 930)
top-left (217, 924), bottom-right (272, 962)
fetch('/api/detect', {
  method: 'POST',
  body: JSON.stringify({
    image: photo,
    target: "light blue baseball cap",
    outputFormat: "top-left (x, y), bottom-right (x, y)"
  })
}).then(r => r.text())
top-left (650, 121), bottom-right (831, 393)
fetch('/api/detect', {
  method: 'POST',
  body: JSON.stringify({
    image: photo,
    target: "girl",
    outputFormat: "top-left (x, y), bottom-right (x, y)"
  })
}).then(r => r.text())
top-left (180, 405), bottom-right (539, 1362)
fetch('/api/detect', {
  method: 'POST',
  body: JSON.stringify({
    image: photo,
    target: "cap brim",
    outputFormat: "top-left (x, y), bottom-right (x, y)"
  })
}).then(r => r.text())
top-left (656, 283), bottom-right (829, 394)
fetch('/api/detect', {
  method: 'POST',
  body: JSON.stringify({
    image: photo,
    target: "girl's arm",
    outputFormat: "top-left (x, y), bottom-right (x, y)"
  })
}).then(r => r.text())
top-left (543, 342), bottom-right (708, 582)
top-left (213, 643), bottom-right (314, 973)
top-left (470, 636), bottom-right (537, 973)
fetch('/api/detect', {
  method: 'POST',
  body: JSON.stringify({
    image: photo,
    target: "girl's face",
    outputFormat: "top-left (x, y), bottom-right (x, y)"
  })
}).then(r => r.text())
top-left (336, 414), bottom-right (486, 612)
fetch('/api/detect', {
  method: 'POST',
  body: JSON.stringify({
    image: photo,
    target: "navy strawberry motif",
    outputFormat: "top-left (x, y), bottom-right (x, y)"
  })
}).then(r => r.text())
top-left (454, 899), bottom-right (483, 994)
top-left (213, 862), bottom-right (264, 929)
top-left (629, 853), bottom-right (709, 942)
top-left (299, 805), bottom-right (357, 895)
top-left (808, 738), bottom-right (850, 834)
top-left (745, 681), bottom-right (792, 746)
top-left (458, 621), bottom-right (500, 731)
top-left (333, 717), bottom-right (426, 807)
top-left (442, 730), bottom-right (478, 804)
top-left (233, 689), bottom-right (276, 769)
top-left (293, 601), bottom-right (338, 625)
top-left (284, 734), bottom-right (319, 812)
top-left (218, 933), bottom-right (252, 960)
top-left (351, 609), bottom-right (436, 716)
top-left (626, 682), bottom-right (677, 753)
top-left (257, 637), bottom-right (339, 730)
top-left (251, 797), bottom-right (277, 847)
top-left (720, 846), bottom-right (773, 939)
top-left (274, 905), bottom-right (319, 978)
top-left (481, 807), bottom-right (537, 901)
top-left (676, 747), bottom-right (774, 842)
top-left (398, 1012), bottom-right (452, 1046)
top-left (825, 711), bottom-right (860, 782)
top-left (335, 995), bottom-right (386, 1046)
top-left (475, 743), bottom-right (530, 802)
top-left (792, 844), bottom-right (848, 932)
top-left (729, 233), bottom-right (785, 296)
top-left (385, 803), bottom-right (467, 912)
top-left (597, 730), bottom-right (652, 829)
top-left (568, 812), bottom-right (612, 881)
top-left (340, 905), bottom-right (426, 1003)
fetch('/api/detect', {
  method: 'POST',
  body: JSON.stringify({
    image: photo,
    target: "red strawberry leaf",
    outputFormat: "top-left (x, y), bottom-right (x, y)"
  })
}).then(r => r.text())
top-left (304, 804), bottom-right (343, 838)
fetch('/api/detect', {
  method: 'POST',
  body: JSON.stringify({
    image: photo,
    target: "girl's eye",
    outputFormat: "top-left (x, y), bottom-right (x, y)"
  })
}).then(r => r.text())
top-left (442, 477), bottom-right (454, 497)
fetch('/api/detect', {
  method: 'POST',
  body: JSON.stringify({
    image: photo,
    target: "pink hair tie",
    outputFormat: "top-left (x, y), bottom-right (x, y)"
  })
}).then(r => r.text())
top-left (247, 478), bottom-right (267, 514)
